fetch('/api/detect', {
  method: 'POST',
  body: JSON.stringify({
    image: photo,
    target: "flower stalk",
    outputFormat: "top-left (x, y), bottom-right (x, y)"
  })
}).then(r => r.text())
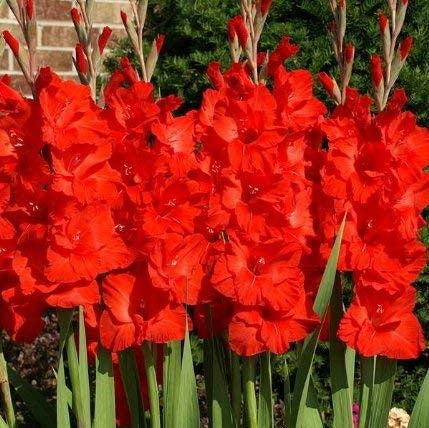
top-left (0, 339), bottom-right (15, 428)
top-left (4, 0), bottom-right (37, 97)
top-left (242, 356), bottom-right (257, 428)
top-left (375, 0), bottom-right (412, 110)
top-left (71, 1), bottom-right (112, 99)
top-left (143, 342), bottom-right (161, 428)
top-left (325, 0), bottom-right (354, 104)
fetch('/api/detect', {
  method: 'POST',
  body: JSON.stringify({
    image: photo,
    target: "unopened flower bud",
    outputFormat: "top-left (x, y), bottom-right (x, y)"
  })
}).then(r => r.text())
top-left (120, 10), bottom-right (128, 25)
top-left (25, 0), bottom-right (34, 20)
top-left (71, 8), bottom-right (81, 25)
top-left (1, 74), bottom-right (11, 86)
top-left (228, 16), bottom-right (249, 49)
top-left (75, 43), bottom-right (87, 74)
top-left (379, 13), bottom-right (389, 34)
top-left (207, 62), bottom-right (224, 89)
top-left (345, 43), bottom-right (354, 64)
top-left (2, 31), bottom-right (19, 56)
top-left (400, 37), bottom-right (413, 61)
top-left (259, 0), bottom-right (273, 16)
top-left (156, 34), bottom-right (165, 54)
top-left (318, 72), bottom-right (341, 103)
top-left (98, 26), bottom-right (112, 55)
top-left (371, 55), bottom-right (384, 88)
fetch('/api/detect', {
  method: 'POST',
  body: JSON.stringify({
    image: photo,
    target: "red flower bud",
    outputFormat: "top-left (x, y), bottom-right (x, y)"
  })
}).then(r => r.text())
top-left (120, 10), bottom-right (128, 25)
top-left (75, 43), bottom-right (87, 74)
top-left (228, 16), bottom-right (248, 48)
top-left (71, 8), bottom-right (81, 25)
top-left (98, 26), bottom-right (112, 55)
top-left (259, 0), bottom-right (273, 16)
top-left (379, 13), bottom-right (388, 34)
top-left (371, 55), bottom-right (384, 87)
top-left (318, 72), bottom-right (335, 98)
top-left (25, 0), bottom-right (34, 20)
top-left (207, 62), bottom-right (224, 90)
top-left (387, 88), bottom-right (407, 113)
top-left (155, 34), bottom-right (165, 53)
top-left (340, 0), bottom-right (346, 9)
top-left (1, 74), bottom-right (11, 86)
top-left (401, 0), bottom-right (409, 5)
top-left (400, 37), bottom-right (413, 60)
top-left (345, 43), bottom-right (354, 64)
top-left (228, 21), bottom-right (236, 42)
top-left (2, 31), bottom-right (19, 56)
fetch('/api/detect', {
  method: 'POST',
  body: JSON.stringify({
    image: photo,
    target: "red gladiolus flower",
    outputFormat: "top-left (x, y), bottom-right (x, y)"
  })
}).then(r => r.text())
top-left (267, 37), bottom-right (299, 75)
top-left (45, 204), bottom-right (133, 283)
top-left (229, 297), bottom-right (319, 356)
top-left (212, 235), bottom-right (304, 310)
top-left (338, 285), bottom-right (425, 359)
top-left (100, 268), bottom-right (190, 352)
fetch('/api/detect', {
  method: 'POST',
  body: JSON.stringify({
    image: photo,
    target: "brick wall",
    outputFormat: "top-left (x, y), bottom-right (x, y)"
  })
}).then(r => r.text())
top-left (0, 0), bottom-right (130, 94)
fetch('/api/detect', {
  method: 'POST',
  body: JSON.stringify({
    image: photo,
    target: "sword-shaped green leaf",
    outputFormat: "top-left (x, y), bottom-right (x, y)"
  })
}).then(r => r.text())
top-left (290, 214), bottom-right (346, 428)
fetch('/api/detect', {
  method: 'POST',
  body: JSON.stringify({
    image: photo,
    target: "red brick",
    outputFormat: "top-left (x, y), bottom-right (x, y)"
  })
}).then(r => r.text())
top-left (0, 2), bottom-right (9, 19)
top-left (38, 50), bottom-right (74, 71)
top-left (9, 75), bottom-right (32, 96)
top-left (0, 23), bottom-right (25, 44)
top-left (107, 28), bottom-right (127, 48)
top-left (36, 0), bottom-right (73, 21)
top-left (41, 25), bottom-right (77, 47)
top-left (0, 49), bottom-right (9, 70)
top-left (14, 50), bottom-right (73, 72)
top-left (93, 2), bottom-right (132, 25)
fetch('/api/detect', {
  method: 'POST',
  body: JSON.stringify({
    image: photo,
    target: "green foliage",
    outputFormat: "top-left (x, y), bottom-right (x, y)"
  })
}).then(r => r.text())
top-left (105, 0), bottom-right (429, 124)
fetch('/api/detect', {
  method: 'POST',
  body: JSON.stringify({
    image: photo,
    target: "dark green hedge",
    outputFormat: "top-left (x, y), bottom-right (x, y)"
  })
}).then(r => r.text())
top-left (105, 0), bottom-right (429, 124)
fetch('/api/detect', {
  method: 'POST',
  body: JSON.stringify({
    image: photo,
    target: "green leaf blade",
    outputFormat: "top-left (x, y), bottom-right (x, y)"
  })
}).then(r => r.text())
top-left (163, 341), bottom-right (181, 428)
top-left (330, 276), bottom-right (355, 428)
top-left (175, 329), bottom-right (200, 428)
top-left (258, 352), bottom-right (273, 428)
top-left (94, 346), bottom-right (116, 428)
top-left (409, 368), bottom-right (429, 428)
top-left (290, 214), bottom-right (347, 428)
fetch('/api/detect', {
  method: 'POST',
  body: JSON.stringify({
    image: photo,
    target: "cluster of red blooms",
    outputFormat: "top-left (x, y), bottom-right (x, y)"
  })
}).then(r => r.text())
top-left (0, 28), bottom-right (427, 370)
top-left (319, 88), bottom-right (428, 359)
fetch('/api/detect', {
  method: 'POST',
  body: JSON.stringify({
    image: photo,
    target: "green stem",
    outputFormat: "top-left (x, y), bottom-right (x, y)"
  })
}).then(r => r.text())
top-left (118, 348), bottom-right (146, 428)
top-left (359, 356), bottom-right (375, 428)
top-left (64, 316), bottom-right (86, 428)
top-left (143, 342), bottom-right (161, 428)
top-left (258, 352), bottom-right (273, 428)
top-left (231, 352), bottom-right (242, 426)
top-left (243, 356), bottom-right (257, 428)
top-left (283, 355), bottom-right (292, 427)
top-left (0, 339), bottom-right (15, 428)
